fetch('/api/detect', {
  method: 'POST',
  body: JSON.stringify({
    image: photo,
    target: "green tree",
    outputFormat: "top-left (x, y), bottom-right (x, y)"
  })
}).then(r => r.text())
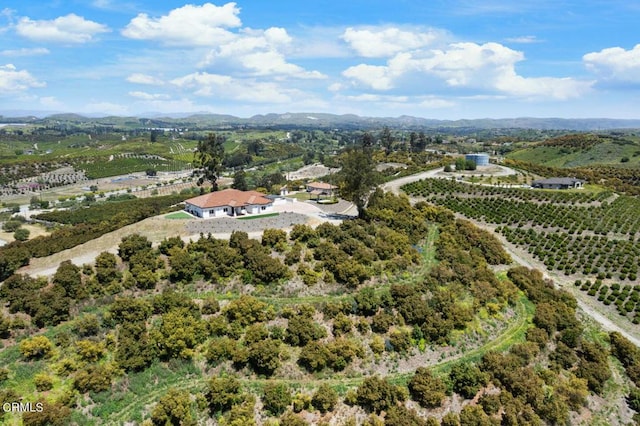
top-left (449, 362), bottom-right (488, 399)
top-left (337, 137), bottom-right (379, 219)
top-left (118, 233), bottom-right (152, 262)
top-left (385, 405), bottom-right (427, 426)
top-left (19, 335), bottom-right (54, 359)
top-left (52, 260), bottom-right (84, 299)
top-left (223, 295), bottom-right (274, 326)
top-left (194, 133), bottom-right (226, 190)
top-left (151, 308), bottom-right (207, 359)
top-left (73, 364), bottom-right (115, 393)
top-left (232, 170), bottom-right (249, 191)
top-left (13, 228), bottom-right (30, 241)
top-left (356, 376), bottom-right (405, 414)
top-left (380, 126), bottom-right (393, 155)
top-left (21, 400), bottom-right (71, 426)
top-left (168, 247), bottom-right (197, 283)
top-left (109, 297), bottom-right (152, 324)
top-left (459, 405), bottom-right (492, 426)
top-left (286, 313), bottom-right (327, 347)
top-left (311, 383), bottom-right (338, 413)
top-left (206, 376), bottom-right (244, 414)
top-left (262, 228), bottom-right (287, 249)
top-left (116, 321), bottom-right (155, 372)
top-left (2, 220), bottom-right (22, 232)
top-left (0, 313), bottom-right (10, 338)
top-left (280, 410), bottom-right (309, 426)
top-left (159, 236), bottom-right (185, 255)
top-left (150, 387), bottom-right (195, 426)
top-left (408, 367), bottom-right (447, 408)
top-left (73, 314), bottom-right (100, 337)
top-left (248, 339), bottom-right (281, 376)
top-left (76, 339), bottom-right (106, 362)
top-left (95, 251), bottom-right (121, 286)
top-left (262, 382), bottom-right (292, 416)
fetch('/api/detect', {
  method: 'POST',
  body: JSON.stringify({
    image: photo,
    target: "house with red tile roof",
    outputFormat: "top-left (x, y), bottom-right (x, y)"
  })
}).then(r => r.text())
top-left (306, 181), bottom-right (337, 199)
top-left (184, 188), bottom-right (274, 218)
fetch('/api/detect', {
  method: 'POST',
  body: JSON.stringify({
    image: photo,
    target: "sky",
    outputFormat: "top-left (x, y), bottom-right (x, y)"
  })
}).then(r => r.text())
top-left (1, 0), bottom-right (640, 119)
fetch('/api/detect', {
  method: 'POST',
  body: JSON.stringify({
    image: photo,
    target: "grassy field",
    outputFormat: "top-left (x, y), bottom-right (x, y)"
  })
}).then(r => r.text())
top-left (507, 139), bottom-right (640, 168)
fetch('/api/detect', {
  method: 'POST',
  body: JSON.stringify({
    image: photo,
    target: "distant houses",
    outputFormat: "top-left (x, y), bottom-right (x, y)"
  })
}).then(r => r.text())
top-left (532, 177), bottom-right (585, 190)
top-left (306, 181), bottom-right (337, 199)
top-left (184, 188), bottom-right (274, 218)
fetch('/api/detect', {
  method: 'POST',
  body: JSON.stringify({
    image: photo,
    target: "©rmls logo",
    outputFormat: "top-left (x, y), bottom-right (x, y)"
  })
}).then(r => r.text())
top-left (2, 402), bottom-right (44, 413)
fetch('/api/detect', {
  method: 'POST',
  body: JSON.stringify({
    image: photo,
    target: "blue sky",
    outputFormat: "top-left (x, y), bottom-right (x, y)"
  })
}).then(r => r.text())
top-left (1, 1), bottom-right (639, 119)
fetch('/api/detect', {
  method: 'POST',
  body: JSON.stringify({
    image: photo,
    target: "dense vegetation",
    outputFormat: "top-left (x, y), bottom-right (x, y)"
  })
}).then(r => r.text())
top-left (0, 194), bottom-right (186, 281)
top-left (402, 178), bottom-right (640, 324)
top-left (0, 187), bottom-right (637, 424)
top-left (507, 133), bottom-right (640, 171)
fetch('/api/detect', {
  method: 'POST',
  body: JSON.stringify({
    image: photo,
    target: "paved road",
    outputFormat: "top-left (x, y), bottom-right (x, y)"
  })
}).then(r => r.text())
top-left (382, 164), bottom-right (518, 194)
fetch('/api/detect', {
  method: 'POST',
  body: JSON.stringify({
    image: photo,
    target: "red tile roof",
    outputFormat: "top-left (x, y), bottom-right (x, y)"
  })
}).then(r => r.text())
top-left (307, 181), bottom-right (337, 190)
top-left (185, 189), bottom-right (272, 209)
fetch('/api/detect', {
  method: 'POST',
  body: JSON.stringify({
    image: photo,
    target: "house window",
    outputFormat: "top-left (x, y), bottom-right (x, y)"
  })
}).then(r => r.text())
top-left (223, 208), bottom-right (228, 212)
top-left (261, 206), bottom-right (266, 210)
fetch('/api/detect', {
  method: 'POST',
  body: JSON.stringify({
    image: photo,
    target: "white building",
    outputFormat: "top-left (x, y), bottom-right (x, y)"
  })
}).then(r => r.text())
top-left (184, 188), bottom-right (274, 218)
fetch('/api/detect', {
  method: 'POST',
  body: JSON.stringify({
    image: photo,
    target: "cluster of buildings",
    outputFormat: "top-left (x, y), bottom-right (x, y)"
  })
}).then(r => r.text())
top-left (184, 181), bottom-right (337, 219)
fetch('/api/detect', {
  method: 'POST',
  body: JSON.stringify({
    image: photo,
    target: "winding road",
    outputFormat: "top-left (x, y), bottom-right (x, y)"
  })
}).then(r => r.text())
top-left (384, 165), bottom-right (640, 347)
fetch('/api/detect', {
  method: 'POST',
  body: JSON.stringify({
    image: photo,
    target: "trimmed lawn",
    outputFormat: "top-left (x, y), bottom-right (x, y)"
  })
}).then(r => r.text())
top-left (164, 211), bottom-right (193, 219)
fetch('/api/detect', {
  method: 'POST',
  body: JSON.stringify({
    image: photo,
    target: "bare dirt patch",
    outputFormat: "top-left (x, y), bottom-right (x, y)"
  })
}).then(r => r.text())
top-left (18, 216), bottom-right (192, 278)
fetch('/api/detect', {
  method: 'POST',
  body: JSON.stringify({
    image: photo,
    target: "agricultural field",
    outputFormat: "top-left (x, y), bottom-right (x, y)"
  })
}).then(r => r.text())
top-left (2, 191), bottom-right (636, 425)
top-left (402, 178), bottom-right (640, 324)
top-left (507, 133), bottom-right (640, 169)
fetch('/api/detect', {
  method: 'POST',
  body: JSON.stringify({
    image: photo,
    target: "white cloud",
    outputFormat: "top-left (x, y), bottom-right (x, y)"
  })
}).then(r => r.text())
top-left (0, 47), bottom-right (49, 57)
top-left (201, 26), bottom-right (325, 79)
top-left (122, 2), bottom-right (241, 46)
top-left (0, 64), bottom-right (45, 94)
top-left (342, 64), bottom-right (397, 90)
top-left (342, 93), bottom-right (409, 103)
top-left (170, 71), bottom-right (310, 103)
top-left (235, 50), bottom-right (326, 79)
top-left (418, 97), bottom-right (456, 109)
top-left (128, 91), bottom-right (170, 100)
top-left (342, 41), bottom-right (592, 99)
top-left (126, 73), bottom-right (165, 85)
top-left (16, 14), bottom-right (109, 43)
top-left (583, 44), bottom-right (640, 83)
top-left (171, 72), bottom-right (233, 96)
top-left (505, 35), bottom-right (541, 44)
top-left (342, 26), bottom-right (443, 58)
top-left (40, 96), bottom-right (64, 109)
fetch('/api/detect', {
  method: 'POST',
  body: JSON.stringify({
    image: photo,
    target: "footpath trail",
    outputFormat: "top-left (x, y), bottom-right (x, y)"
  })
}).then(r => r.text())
top-left (384, 169), bottom-right (640, 347)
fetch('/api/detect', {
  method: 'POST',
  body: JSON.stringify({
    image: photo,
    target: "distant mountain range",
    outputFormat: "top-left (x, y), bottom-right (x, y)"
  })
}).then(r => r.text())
top-left (1, 111), bottom-right (640, 131)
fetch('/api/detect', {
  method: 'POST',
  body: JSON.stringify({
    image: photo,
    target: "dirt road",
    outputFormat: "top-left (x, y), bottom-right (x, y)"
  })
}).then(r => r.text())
top-left (385, 170), bottom-right (640, 347)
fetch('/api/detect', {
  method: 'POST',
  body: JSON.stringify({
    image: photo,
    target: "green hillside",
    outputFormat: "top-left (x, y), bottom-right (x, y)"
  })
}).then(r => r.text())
top-left (507, 133), bottom-right (640, 168)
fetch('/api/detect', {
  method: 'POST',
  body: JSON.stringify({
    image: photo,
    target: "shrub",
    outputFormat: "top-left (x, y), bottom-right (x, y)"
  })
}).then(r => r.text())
top-left (13, 228), bottom-right (30, 241)
top-left (19, 335), bottom-right (54, 359)
top-left (150, 388), bottom-right (194, 426)
top-left (33, 373), bottom-right (54, 392)
top-left (262, 382), bottom-right (292, 416)
top-left (73, 364), bottom-right (115, 393)
top-left (311, 384), bottom-right (338, 413)
top-left (409, 367), bottom-right (447, 408)
top-left (355, 376), bottom-right (405, 413)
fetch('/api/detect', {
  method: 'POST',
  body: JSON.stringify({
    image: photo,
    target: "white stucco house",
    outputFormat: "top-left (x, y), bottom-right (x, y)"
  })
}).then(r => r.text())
top-left (184, 188), bottom-right (274, 218)
top-left (306, 181), bottom-right (337, 199)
